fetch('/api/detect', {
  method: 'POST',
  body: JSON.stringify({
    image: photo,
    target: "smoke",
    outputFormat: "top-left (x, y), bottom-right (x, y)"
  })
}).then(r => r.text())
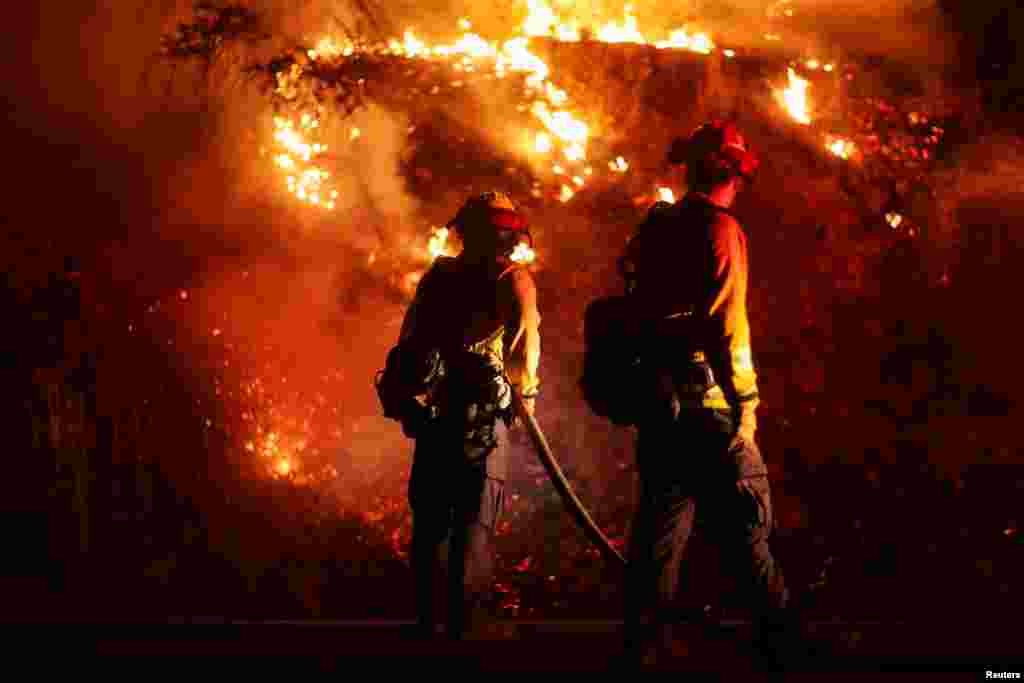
top-left (7, 1), bottom-right (443, 527)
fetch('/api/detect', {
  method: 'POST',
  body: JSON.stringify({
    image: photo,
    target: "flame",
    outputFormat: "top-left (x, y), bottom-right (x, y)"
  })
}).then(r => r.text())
top-left (657, 187), bottom-right (676, 203)
top-left (886, 212), bottom-right (904, 229)
top-left (826, 135), bottom-right (856, 160)
top-left (427, 226), bottom-right (457, 259)
top-left (778, 67), bottom-right (811, 125)
top-left (510, 242), bottom-right (537, 264)
top-left (278, 5), bottom-right (729, 214)
top-left (654, 30), bottom-right (714, 54)
top-left (376, 27), bottom-right (594, 183)
top-left (523, 0), bottom-right (563, 37)
top-left (530, 101), bottom-right (589, 149)
top-left (595, 6), bottom-right (645, 44)
top-left (609, 156), bottom-right (629, 172)
top-left (534, 132), bottom-right (552, 154)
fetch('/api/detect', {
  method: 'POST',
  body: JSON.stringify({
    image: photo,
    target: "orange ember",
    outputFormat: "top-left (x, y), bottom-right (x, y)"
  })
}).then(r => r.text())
top-left (826, 135), bottom-right (856, 160)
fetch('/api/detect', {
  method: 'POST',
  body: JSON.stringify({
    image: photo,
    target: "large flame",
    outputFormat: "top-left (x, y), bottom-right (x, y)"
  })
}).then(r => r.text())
top-left (268, 1), bottom-right (726, 218)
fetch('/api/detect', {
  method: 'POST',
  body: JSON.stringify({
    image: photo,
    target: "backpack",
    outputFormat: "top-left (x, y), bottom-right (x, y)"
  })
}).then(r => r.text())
top-left (580, 294), bottom-right (645, 426)
top-left (376, 257), bottom-right (513, 455)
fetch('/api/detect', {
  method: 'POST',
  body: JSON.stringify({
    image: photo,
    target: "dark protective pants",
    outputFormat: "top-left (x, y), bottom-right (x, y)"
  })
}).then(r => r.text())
top-left (408, 428), bottom-right (506, 639)
top-left (625, 410), bottom-right (789, 650)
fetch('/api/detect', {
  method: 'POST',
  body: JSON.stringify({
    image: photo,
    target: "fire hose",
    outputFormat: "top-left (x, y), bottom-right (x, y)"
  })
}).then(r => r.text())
top-left (510, 388), bottom-right (626, 567)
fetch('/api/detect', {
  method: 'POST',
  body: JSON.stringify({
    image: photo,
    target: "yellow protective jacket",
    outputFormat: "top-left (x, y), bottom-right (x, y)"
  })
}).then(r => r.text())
top-left (622, 194), bottom-right (759, 431)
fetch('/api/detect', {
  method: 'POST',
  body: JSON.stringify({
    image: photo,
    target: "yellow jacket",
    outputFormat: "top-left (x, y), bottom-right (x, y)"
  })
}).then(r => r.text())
top-left (623, 195), bottom-right (759, 430)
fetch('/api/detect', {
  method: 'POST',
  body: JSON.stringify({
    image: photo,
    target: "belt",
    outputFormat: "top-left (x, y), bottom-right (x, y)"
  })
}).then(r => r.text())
top-left (670, 358), bottom-right (717, 396)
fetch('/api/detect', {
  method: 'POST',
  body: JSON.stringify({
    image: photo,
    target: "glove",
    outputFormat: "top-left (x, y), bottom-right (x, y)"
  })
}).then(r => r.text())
top-left (521, 396), bottom-right (536, 417)
top-left (737, 404), bottom-right (757, 444)
top-left (504, 393), bottom-right (534, 429)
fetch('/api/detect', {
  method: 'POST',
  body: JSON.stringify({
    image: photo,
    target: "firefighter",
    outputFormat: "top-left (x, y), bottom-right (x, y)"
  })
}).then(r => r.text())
top-left (380, 191), bottom-right (541, 641)
top-left (617, 121), bottom-right (790, 666)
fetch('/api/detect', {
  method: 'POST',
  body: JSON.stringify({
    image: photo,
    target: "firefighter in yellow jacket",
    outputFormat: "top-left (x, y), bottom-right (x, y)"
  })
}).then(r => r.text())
top-left (381, 191), bottom-right (540, 640)
top-left (618, 121), bottom-right (789, 664)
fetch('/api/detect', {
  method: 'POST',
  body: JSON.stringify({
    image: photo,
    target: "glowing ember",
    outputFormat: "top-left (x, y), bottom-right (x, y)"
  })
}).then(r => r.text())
top-left (826, 135), bottom-right (856, 160)
top-left (723, 49), bottom-right (736, 58)
top-left (609, 156), bottom-right (629, 172)
top-left (271, 116), bottom-right (335, 209)
top-left (885, 212), bottom-right (904, 229)
top-left (308, 37), bottom-right (354, 61)
top-left (778, 67), bottom-right (811, 125)
top-left (559, 185), bottom-right (575, 202)
top-left (806, 59), bottom-right (820, 70)
top-left (657, 187), bottom-right (676, 203)
top-left (509, 242), bottom-right (537, 264)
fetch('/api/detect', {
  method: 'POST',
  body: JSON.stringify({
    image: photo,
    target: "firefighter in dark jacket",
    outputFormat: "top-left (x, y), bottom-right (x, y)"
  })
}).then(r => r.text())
top-left (619, 121), bottom-right (789, 663)
top-left (388, 191), bottom-right (541, 640)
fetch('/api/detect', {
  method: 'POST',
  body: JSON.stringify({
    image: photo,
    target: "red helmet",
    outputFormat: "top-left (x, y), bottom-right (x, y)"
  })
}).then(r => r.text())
top-left (447, 191), bottom-right (532, 254)
top-left (666, 120), bottom-right (760, 180)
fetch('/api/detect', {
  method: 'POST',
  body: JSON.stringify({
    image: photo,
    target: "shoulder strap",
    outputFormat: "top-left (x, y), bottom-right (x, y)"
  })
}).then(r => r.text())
top-left (681, 195), bottom-right (739, 221)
